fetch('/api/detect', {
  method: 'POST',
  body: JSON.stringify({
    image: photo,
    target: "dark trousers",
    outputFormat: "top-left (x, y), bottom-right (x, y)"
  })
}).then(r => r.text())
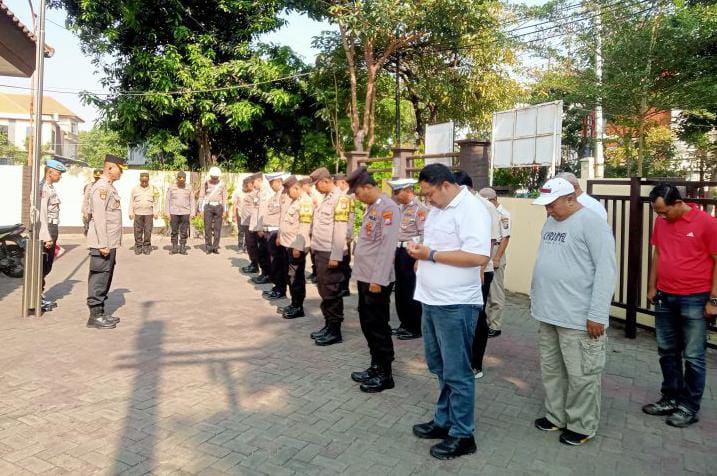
top-left (340, 242), bottom-right (352, 292)
top-left (87, 248), bottom-right (117, 312)
top-left (472, 271), bottom-right (494, 371)
top-left (287, 249), bottom-right (307, 307)
top-left (170, 214), bottom-right (190, 246)
top-left (133, 215), bottom-right (153, 249)
top-left (203, 204), bottom-right (223, 250)
top-left (357, 281), bottom-right (395, 368)
top-left (269, 232), bottom-right (287, 294)
top-left (314, 250), bottom-right (345, 324)
top-left (245, 228), bottom-right (259, 268)
top-left (654, 291), bottom-right (709, 413)
top-left (309, 250), bottom-right (317, 277)
top-left (255, 232), bottom-right (271, 276)
top-left (394, 247), bottom-right (422, 334)
top-left (237, 224), bottom-right (246, 251)
top-left (42, 224), bottom-right (58, 289)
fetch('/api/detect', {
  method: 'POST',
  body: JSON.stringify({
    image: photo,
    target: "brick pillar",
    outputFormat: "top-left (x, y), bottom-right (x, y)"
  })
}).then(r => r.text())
top-left (391, 147), bottom-right (416, 178)
top-left (457, 139), bottom-right (490, 191)
top-left (346, 151), bottom-right (368, 174)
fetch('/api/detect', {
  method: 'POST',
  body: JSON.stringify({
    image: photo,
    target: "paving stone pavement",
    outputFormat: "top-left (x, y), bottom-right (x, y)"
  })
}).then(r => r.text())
top-left (0, 234), bottom-right (714, 476)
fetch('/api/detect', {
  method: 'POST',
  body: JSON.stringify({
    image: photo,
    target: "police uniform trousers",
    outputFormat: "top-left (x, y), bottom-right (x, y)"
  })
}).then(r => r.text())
top-left (340, 242), bottom-right (352, 293)
top-left (237, 223), bottom-right (246, 251)
top-left (42, 224), bottom-right (59, 288)
top-left (203, 204), bottom-right (223, 250)
top-left (357, 281), bottom-right (395, 368)
top-left (241, 225), bottom-right (256, 265)
top-left (287, 249), bottom-right (307, 308)
top-left (255, 232), bottom-right (271, 277)
top-left (170, 214), bottom-right (190, 246)
top-left (87, 248), bottom-right (117, 312)
top-left (313, 250), bottom-right (345, 324)
top-left (268, 231), bottom-right (287, 293)
top-left (394, 247), bottom-right (422, 334)
top-left (471, 271), bottom-right (494, 372)
top-left (133, 214), bottom-right (153, 250)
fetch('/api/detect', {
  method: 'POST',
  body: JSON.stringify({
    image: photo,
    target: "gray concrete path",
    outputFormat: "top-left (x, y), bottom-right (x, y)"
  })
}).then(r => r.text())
top-left (0, 233), bottom-right (714, 475)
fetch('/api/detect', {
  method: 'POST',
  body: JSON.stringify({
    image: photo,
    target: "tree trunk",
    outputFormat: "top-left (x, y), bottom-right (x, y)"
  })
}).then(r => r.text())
top-left (197, 127), bottom-right (211, 170)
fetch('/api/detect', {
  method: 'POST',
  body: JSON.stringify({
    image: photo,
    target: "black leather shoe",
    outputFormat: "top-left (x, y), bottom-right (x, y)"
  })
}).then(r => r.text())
top-left (86, 314), bottom-right (117, 329)
top-left (277, 305), bottom-right (294, 314)
top-left (487, 328), bottom-right (501, 338)
top-left (134, 248), bottom-right (142, 255)
top-left (413, 421), bottom-right (450, 439)
top-left (205, 248), bottom-right (213, 255)
top-left (430, 436), bottom-right (477, 460)
top-left (243, 265), bottom-right (259, 274)
top-left (351, 365), bottom-right (379, 383)
top-left (315, 324), bottom-right (342, 346)
top-left (392, 326), bottom-right (407, 336)
top-left (263, 291), bottom-right (286, 300)
top-left (310, 325), bottom-right (329, 340)
top-left (251, 275), bottom-right (271, 284)
top-left (359, 369), bottom-right (394, 393)
top-left (397, 330), bottom-right (422, 340)
top-left (282, 307), bottom-right (305, 319)
top-left (338, 289), bottom-right (351, 298)
top-left (143, 247), bottom-right (151, 255)
top-left (179, 245), bottom-right (187, 255)
top-left (170, 245), bottom-right (178, 255)
top-left (263, 288), bottom-right (277, 297)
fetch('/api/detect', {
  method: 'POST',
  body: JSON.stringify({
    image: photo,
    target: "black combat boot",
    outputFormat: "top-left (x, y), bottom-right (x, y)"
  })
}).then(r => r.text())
top-left (310, 324), bottom-right (329, 340)
top-left (170, 243), bottom-right (178, 255)
top-left (179, 244), bottom-right (187, 255)
top-left (143, 246), bottom-right (151, 255)
top-left (282, 306), bottom-right (304, 319)
top-left (314, 323), bottom-right (342, 346)
top-left (87, 308), bottom-right (116, 329)
top-left (359, 365), bottom-right (395, 393)
top-left (351, 364), bottom-right (379, 383)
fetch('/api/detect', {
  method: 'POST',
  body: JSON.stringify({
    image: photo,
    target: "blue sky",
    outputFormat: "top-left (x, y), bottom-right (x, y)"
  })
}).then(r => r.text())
top-left (1, 2), bottom-right (333, 128)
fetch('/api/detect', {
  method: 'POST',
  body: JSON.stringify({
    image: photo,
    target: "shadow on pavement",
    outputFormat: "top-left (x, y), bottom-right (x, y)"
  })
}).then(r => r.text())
top-left (106, 288), bottom-right (130, 315)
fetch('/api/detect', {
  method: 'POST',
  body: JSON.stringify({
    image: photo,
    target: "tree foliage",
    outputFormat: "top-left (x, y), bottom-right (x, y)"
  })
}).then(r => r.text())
top-left (77, 127), bottom-right (127, 168)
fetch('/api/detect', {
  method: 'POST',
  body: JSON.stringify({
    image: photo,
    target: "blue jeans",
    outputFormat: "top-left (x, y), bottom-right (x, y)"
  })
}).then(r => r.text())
top-left (654, 291), bottom-right (709, 413)
top-left (422, 303), bottom-right (480, 438)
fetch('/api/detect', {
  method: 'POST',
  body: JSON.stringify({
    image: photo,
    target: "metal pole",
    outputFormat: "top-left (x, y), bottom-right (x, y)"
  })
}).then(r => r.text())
top-left (22, 0), bottom-right (47, 318)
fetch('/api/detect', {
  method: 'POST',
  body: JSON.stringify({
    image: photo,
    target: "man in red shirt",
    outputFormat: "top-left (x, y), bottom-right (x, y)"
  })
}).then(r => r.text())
top-left (644, 183), bottom-right (717, 427)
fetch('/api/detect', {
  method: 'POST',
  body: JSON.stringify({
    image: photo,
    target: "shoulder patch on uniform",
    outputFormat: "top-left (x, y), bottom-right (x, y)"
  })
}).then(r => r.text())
top-left (99, 188), bottom-right (108, 200)
top-left (383, 210), bottom-right (394, 226)
top-left (417, 209), bottom-right (427, 221)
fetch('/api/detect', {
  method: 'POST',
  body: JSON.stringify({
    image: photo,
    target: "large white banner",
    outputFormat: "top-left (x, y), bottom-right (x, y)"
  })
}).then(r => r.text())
top-left (491, 101), bottom-right (563, 169)
top-left (424, 121), bottom-right (455, 166)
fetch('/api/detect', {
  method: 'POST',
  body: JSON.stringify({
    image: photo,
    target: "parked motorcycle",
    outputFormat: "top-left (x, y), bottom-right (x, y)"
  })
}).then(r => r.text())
top-left (0, 224), bottom-right (26, 278)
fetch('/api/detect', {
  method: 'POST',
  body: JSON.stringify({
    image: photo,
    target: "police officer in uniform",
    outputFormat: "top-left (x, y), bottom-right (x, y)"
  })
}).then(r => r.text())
top-left (334, 174), bottom-right (354, 297)
top-left (260, 172), bottom-right (288, 299)
top-left (347, 167), bottom-right (401, 392)
top-left (238, 176), bottom-right (257, 268)
top-left (39, 159), bottom-right (67, 312)
top-left (166, 171), bottom-right (196, 255)
top-left (389, 178), bottom-right (427, 340)
top-left (242, 173), bottom-right (263, 274)
top-left (82, 169), bottom-right (102, 236)
top-left (129, 172), bottom-right (159, 255)
top-left (276, 176), bottom-right (311, 319)
top-left (302, 178), bottom-right (320, 284)
top-left (248, 173), bottom-right (272, 281)
top-left (198, 166), bottom-right (228, 254)
top-left (86, 154), bottom-right (126, 329)
top-left (308, 167), bottom-right (350, 346)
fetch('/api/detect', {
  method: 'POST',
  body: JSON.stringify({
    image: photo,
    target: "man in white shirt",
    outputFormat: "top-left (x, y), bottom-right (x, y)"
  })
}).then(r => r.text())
top-left (407, 164), bottom-right (491, 460)
top-left (556, 172), bottom-right (607, 220)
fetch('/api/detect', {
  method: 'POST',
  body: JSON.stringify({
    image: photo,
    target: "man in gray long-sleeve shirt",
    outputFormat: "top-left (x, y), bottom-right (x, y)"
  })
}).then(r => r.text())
top-left (166, 171), bottom-right (196, 255)
top-left (530, 177), bottom-right (616, 446)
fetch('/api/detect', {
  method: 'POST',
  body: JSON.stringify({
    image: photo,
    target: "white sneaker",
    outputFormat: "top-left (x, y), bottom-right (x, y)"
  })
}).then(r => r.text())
top-left (473, 369), bottom-right (484, 379)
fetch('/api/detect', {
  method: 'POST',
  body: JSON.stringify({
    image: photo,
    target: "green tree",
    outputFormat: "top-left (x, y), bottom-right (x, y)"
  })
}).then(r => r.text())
top-left (77, 127), bottom-right (127, 168)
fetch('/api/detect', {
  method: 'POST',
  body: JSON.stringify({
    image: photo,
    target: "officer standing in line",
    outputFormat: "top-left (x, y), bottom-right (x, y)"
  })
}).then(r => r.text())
top-left (239, 176), bottom-right (258, 272)
top-left (247, 173), bottom-right (271, 281)
top-left (334, 174), bottom-right (354, 297)
top-left (165, 171), bottom-right (196, 255)
top-left (231, 179), bottom-right (247, 253)
top-left (302, 178), bottom-right (320, 284)
top-left (276, 176), bottom-right (311, 319)
top-left (86, 154), bottom-right (126, 329)
top-left (82, 169), bottom-right (102, 236)
top-left (38, 159), bottom-right (67, 312)
top-left (198, 166), bottom-right (228, 254)
top-left (480, 187), bottom-right (511, 338)
top-left (308, 167), bottom-right (350, 346)
top-left (261, 172), bottom-right (288, 299)
top-left (129, 172), bottom-right (159, 255)
top-left (347, 167), bottom-right (401, 393)
top-left (389, 178), bottom-right (427, 340)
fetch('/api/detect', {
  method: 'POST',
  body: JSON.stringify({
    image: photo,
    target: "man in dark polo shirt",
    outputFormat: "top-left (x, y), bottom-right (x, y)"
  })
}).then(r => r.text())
top-left (643, 183), bottom-right (717, 427)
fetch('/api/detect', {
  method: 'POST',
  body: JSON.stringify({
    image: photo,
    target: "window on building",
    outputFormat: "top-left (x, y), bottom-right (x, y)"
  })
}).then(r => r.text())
top-left (0, 125), bottom-right (8, 145)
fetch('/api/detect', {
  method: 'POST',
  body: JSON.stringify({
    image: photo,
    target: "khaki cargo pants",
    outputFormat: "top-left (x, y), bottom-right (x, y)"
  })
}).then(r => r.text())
top-left (539, 321), bottom-right (607, 436)
top-left (486, 252), bottom-right (506, 330)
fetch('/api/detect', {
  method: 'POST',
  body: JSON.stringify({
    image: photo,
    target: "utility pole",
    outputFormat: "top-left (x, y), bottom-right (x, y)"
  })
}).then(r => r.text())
top-left (22, 0), bottom-right (47, 317)
top-left (594, 2), bottom-right (605, 178)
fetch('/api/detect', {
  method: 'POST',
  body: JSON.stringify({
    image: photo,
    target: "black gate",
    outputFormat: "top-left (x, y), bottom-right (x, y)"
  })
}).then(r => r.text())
top-left (587, 177), bottom-right (717, 340)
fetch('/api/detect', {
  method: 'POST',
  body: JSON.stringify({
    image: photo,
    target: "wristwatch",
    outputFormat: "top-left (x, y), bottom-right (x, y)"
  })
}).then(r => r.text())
top-left (428, 249), bottom-right (437, 263)
top-left (710, 296), bottom-right (717, 306)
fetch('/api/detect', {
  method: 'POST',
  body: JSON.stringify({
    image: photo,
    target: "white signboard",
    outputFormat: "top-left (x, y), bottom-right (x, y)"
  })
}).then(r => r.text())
top-left (424, 121), bottom-right (454, 166)
top-left (490, 101), bottom-right (562, 171)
